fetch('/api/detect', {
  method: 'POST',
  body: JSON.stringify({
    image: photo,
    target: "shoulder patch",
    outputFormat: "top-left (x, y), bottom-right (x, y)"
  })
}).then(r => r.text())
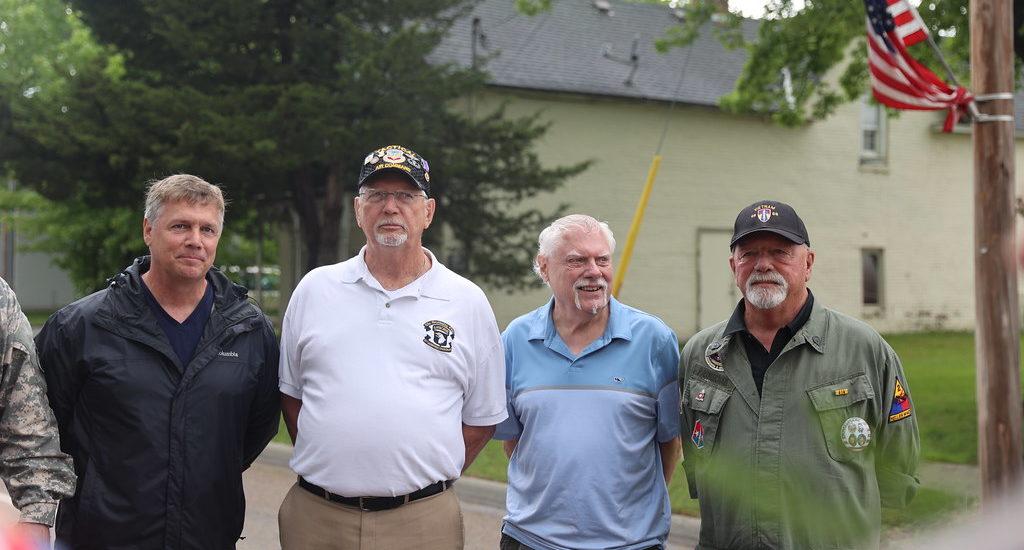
top-left (888, 378), bottom-right (912, 422)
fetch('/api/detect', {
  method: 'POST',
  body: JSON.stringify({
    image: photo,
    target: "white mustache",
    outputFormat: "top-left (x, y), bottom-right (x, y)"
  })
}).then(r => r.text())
top-left (748, 271), bottom-right (785, 285)
top-left (574, 278), bottom-right (608, 290)
top-left (375, 218), bottom-right (407, 231)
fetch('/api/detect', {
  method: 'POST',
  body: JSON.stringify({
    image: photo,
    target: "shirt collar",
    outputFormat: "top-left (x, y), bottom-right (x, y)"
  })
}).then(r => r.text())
top-left (339, 246), bottom-right (450, 300)
top-left (527, 295), bottom-right (632, 343)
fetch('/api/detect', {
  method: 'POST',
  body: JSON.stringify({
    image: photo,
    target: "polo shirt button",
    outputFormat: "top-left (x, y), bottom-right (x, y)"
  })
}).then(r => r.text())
top-left (385, 303), bottom-right (391, 308)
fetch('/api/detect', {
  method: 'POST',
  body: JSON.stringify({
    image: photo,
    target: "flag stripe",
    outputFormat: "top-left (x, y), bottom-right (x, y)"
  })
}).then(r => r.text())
top-left (885, 0), bottom-right (929, 46)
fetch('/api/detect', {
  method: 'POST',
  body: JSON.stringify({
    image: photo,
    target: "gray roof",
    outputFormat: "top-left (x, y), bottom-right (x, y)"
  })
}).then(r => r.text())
top-left (432, 0), bottom-right (760, 107)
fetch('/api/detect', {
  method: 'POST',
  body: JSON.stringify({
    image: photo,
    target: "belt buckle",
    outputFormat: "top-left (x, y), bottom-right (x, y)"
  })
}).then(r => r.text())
top-left (359, 496), bottom-right (393, 512)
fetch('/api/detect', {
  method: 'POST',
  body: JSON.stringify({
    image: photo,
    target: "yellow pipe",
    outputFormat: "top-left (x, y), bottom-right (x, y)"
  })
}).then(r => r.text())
top-left (613, 155), bottom-right (662, 298)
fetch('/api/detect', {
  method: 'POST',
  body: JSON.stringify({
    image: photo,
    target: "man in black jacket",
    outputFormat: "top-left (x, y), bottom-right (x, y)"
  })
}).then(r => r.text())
top-left (36, 174), bottom-right (280, 550)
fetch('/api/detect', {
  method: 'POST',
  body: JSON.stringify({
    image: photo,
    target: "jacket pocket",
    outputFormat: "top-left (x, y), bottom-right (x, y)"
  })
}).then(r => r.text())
top-left (685, 380), bottom-right (732, 454)
top-left (806, 374), bottom-right (875, 462)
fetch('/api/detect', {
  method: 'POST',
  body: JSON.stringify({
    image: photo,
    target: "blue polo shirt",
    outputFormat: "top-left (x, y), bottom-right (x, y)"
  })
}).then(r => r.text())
top-left (494, 297), bottom-right (681, 550)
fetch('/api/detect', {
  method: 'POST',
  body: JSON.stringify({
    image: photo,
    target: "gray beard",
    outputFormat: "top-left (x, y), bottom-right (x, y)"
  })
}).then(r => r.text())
top-left (375, 232), bottom-right (408, 247)
top-left (745, 275), bottom-right (788, 309)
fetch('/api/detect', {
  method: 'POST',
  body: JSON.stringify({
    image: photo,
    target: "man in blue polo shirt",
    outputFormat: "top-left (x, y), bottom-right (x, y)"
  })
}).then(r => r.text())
top-left (494, 214), bottom-right (681, 550)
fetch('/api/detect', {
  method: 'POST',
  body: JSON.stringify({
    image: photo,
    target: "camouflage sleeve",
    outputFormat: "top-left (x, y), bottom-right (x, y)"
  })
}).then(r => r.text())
top-left (0, 280), bottom-right (76, 525)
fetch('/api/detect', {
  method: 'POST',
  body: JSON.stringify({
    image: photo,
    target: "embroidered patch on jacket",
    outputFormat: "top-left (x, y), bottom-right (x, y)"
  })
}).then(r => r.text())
top-left (705, 342), bottom-right (725, 371)
top-left (888, 378), bottom-right (912, 422)
top-left (423, 320), bottom-right (455, 352)
top-left (691, 420), bottom-right (705, 450)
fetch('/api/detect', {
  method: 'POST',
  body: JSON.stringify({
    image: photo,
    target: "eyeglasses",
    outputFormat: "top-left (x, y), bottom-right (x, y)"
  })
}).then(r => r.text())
top-left (358, 189), bottom-right (427, 205)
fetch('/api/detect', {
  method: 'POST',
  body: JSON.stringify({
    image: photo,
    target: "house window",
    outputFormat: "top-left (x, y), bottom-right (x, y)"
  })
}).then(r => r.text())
top-left (862, 249), bottom-right (883, 306)
top-left (860, 98), bottom-right (886, 162)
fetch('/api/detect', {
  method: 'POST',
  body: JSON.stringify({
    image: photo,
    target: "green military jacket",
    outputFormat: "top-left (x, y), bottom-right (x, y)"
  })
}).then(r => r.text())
top-left (679, 299), bottom-right (919, 550)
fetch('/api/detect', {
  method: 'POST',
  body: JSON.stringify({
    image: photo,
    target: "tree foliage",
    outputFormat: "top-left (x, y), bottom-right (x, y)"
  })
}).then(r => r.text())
top-left (1, 0), bottom-right (586, 292)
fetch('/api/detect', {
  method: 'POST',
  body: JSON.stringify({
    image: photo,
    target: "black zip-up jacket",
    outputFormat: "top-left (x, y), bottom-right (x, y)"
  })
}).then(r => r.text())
top-left (35, 257), bottom-right (280, 550)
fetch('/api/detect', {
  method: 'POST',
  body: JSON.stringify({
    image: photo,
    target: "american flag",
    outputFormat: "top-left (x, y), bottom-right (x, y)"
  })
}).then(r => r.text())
top-left (865, 0), bottom-right (972, 132)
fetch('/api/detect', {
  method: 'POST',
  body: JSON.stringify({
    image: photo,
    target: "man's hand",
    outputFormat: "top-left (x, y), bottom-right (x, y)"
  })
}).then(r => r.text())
top-left (15, 522), bottom-right (51, 548)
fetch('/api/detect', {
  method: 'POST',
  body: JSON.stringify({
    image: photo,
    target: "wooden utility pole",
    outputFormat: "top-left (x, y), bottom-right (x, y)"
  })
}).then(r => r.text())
top-left (971, 0), bottom-right (1023, 506)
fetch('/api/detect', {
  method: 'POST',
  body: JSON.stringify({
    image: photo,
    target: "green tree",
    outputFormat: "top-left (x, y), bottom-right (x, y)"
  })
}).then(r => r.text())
top-left (2, 0), bottom-right (586, 292)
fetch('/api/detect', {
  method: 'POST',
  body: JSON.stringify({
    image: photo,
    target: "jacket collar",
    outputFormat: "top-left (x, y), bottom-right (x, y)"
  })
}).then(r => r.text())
top-left (97, 256), bottom-right (252, 329)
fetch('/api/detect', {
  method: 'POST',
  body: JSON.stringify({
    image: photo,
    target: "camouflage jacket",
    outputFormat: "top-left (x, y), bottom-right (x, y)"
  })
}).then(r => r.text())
top-left (0, 277), bottom-right (75, 525)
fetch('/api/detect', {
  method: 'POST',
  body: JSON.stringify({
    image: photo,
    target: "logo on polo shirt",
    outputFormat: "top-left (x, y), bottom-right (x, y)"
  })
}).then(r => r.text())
top-left (423, 320), bottom-right (455, 353)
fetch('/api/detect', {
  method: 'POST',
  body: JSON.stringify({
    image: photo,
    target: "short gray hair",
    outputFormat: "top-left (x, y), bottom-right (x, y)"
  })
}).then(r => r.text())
top-left (533, 214), bottom-right (616, 280)
top-left (144, 174), bottom-right (226, 227)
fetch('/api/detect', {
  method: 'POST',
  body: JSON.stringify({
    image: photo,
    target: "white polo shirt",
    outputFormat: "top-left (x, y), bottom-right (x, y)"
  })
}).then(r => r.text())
top-left (279, 247), bottom-right (507, 497)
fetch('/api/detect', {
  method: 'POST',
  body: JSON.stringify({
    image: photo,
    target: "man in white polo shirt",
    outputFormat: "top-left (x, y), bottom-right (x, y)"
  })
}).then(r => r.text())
top-left (278, 144), bottom-right (507, 549)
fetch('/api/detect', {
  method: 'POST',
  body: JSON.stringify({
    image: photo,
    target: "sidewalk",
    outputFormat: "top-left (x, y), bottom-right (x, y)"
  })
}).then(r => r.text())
top-left (916, 461), bottom-right (979, 498)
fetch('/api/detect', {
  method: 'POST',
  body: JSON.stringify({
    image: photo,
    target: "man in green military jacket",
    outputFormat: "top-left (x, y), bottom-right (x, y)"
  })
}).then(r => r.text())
top-left (679, 200), bottom-right (920, 550)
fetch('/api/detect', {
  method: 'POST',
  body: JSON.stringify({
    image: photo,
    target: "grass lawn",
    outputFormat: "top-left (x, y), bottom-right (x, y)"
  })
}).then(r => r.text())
top-left (273, 416), bottom-right (292, 445)
top-left (886, 331), bottom-right (1024, 464)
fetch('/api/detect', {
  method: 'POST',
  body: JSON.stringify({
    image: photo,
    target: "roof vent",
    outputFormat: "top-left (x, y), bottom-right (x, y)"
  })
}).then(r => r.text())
top-left (593, 0), bottom-right (614, 15)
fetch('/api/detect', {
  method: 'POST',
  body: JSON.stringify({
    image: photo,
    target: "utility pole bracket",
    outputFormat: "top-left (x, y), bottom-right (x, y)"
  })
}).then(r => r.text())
top-left (973, 92), bottom-right (1015, 101)
top-left (968, 94), bottom-right (1015, 123)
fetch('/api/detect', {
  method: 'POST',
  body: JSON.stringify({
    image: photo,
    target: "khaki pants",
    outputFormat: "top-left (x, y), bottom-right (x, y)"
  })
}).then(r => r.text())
top-left (278, 481), bottom-right (464, 550)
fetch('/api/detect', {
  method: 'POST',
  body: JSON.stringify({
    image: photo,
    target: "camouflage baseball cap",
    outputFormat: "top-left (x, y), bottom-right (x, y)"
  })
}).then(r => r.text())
top-left (357, 145), bottom-right (431, 196)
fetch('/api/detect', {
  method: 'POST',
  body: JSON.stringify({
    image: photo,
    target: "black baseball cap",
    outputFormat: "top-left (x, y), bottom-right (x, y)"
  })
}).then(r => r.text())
top-left (357, 145), bottom-right (431, 196)
top-left (730, 200), bottom-right (810, 248)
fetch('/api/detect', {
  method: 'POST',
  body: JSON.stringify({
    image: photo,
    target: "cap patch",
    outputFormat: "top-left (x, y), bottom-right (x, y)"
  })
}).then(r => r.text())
top-left (888, 378), bottom-right (912, 422)
top-left (756, 206), bottom-right (776, 223)
top-left (382, 148), bottom-right (406, 163)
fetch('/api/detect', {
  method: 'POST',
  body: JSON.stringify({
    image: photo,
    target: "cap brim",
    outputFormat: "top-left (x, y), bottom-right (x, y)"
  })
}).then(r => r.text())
top-left (730, 227), bottom-right (808, 247)
top-left (358, 167), bottom-right (426, 191)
